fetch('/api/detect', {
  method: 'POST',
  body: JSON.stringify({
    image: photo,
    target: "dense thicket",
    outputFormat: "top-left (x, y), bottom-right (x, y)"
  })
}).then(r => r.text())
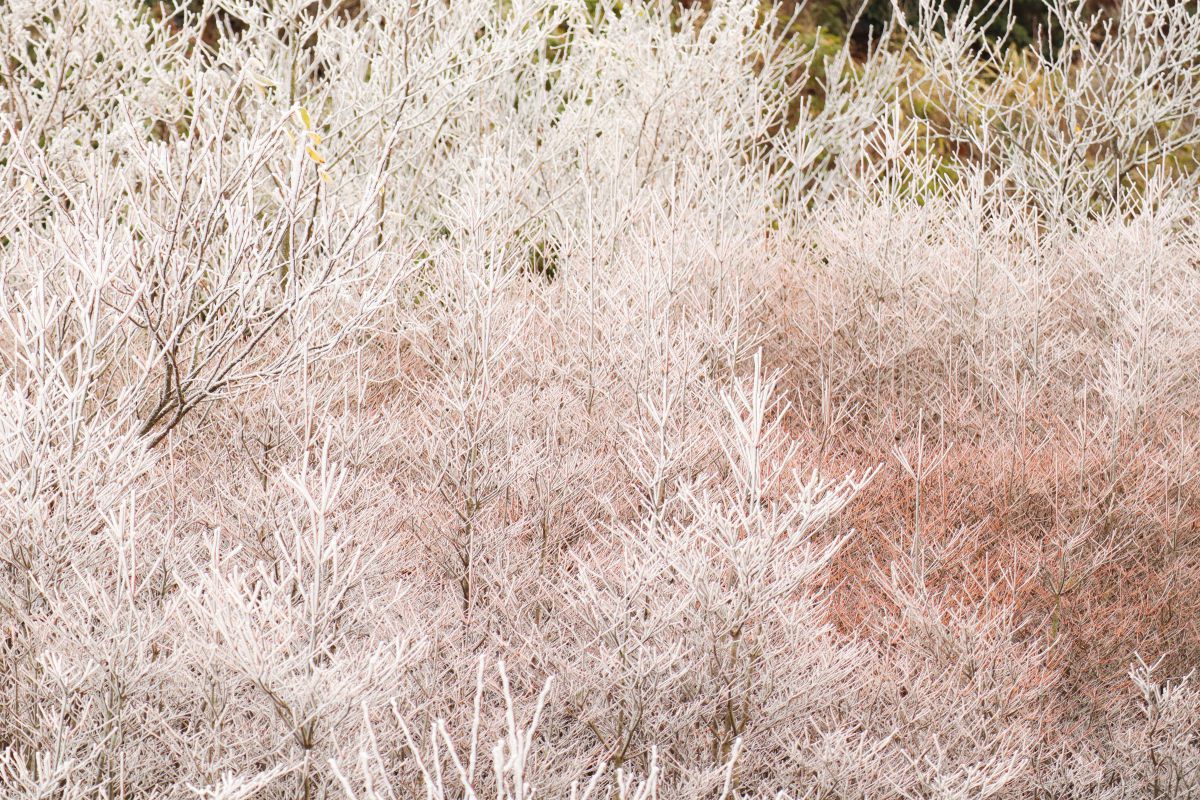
top-left (2, 1), bottom-right (1199, 797)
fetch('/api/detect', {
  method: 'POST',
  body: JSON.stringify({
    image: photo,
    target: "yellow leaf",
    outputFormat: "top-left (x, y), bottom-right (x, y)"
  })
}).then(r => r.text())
top-left (306, 146), bottom-right (326, 165)
top-left (308, 131), bottom-right (322, 146)
top-left (296, 106), bottom-right (312, 130)
top-left (319, 169), bottom-right (332, 183)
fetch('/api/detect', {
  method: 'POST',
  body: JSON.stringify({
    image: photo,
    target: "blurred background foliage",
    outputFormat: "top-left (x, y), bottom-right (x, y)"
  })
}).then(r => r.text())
top-left (146, 1), bottom-right (1140, 64)
top-left (791, 0), bottom-right (1116, 50)
top-left (678, 1), bottom-right (1123, 51)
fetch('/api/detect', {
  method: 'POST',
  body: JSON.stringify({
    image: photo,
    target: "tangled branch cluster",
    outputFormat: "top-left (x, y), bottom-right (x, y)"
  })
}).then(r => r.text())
top-left (2, 0), bottom-right (1199, 797)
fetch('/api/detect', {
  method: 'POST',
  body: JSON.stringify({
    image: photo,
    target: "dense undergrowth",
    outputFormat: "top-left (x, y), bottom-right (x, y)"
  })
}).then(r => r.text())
top-left (2, 0), bottom-right (1200, 797)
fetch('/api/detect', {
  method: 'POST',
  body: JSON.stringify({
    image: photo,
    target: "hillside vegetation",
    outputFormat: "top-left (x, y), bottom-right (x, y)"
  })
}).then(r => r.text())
top-left (2, 0), bottom-right (1200, 797)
